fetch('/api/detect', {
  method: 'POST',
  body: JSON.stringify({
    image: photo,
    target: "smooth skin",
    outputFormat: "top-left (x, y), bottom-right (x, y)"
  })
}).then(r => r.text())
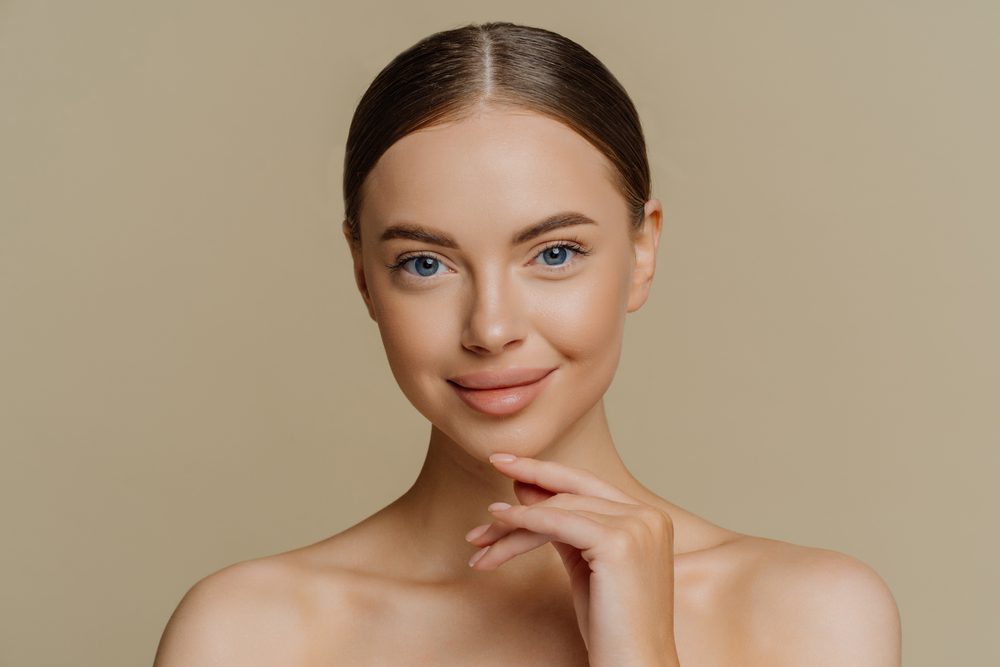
top-left (153, 106), bottom-right (901, 666)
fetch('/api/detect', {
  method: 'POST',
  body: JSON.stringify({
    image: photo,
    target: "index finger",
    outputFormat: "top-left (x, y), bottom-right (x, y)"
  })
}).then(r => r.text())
top-left (488, 453), bottom-right (638, 504)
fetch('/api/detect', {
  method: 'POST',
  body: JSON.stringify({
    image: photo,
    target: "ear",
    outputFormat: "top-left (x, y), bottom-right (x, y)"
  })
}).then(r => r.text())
top-left (626, 198), bottom-right (663, 313)
top-left (342, 219), bottom-right (377, 322)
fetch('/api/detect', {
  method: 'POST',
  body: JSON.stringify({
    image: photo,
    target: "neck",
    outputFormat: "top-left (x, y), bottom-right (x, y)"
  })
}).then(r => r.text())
top-left (381, 398), bottom-right (668, 584)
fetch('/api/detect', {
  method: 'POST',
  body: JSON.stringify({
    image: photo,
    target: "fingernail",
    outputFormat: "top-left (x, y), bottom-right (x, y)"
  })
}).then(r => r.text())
top-left (465, 524), bottom-right (490, 542)
top-left (489, 453), bottom-right (517, 463)
top-left (469, 546), bottom-right (490, 567)
top-left (488, 502), bottom-right (512, 512)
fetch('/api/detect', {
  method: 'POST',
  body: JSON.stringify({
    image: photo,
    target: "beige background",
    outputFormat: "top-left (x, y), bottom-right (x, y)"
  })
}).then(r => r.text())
top-left (1, 1), bottom-right (997, 665)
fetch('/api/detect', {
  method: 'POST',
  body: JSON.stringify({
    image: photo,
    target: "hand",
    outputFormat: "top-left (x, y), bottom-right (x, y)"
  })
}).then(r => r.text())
top-left (465, 454), bottom-right (681, 667)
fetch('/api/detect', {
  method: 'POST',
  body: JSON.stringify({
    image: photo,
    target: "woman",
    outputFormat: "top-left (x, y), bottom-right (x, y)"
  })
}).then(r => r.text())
top-left (154, 21), bottom-right (901, 666)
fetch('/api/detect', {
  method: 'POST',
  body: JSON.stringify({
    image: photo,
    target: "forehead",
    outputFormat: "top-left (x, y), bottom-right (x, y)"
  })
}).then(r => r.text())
top-left (360, 108), bottom-right (627, 237)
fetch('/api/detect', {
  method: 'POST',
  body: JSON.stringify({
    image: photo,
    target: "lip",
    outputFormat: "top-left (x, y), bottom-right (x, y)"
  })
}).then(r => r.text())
top-left (448, 367), bottom-right (556, 390)
top-left (447, 367), bottom-right (557, 416)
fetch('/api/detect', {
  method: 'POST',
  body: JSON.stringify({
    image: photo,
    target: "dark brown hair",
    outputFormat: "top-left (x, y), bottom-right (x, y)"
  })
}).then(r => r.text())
top-left (342, 21), bottom-right (651, 244)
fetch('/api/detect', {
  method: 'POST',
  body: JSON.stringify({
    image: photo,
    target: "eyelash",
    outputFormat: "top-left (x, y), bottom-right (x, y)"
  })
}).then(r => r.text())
top-left (384, 239), bottom-right (593, 279)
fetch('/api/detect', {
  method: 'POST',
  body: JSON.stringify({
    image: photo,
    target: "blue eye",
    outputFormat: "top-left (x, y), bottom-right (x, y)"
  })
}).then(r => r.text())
top-left (387, 241), bottom-right (591, 281)
top-left (533, 241), bottom-right (591, 268)
top-left (402, 256), bottom-right (444, 277)
top-left (537, 244), bottom-right (574, 266)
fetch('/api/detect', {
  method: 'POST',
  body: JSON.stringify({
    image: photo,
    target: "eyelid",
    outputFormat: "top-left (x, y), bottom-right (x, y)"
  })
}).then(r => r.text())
top-left (392, 249), bottom-right (448, 266)
top-left (535, 239), bottom-right (587, 255)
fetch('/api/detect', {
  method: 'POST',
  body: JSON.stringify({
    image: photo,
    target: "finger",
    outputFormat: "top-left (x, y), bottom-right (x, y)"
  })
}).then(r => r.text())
top-left (474, 506), bottom-right (620, 569)
top-left (486, 504), bottom-right (610, 556)
top-left (468, 528), bottom-right (551, 569)
top-left (539, 492), bottom-right (675, 540)
top-left (489, 454), bottom-right (637, 504)
top-left (534, 491), bottom-right (646, 515)
top-left (466, 492), bottom-right (643, 546)
top-left (465, 521), bottom-right (518, 546)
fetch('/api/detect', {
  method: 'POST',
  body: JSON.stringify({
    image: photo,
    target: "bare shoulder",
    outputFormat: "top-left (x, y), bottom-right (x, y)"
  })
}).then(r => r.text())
top-left (724, 535), bottom-right (902, 666)
top-left (152, 553), bottom-right (342, 666)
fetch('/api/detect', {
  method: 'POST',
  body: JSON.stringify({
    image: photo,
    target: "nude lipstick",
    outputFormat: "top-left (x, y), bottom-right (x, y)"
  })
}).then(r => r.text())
top-left (447, 367), bottom-right (557, 417)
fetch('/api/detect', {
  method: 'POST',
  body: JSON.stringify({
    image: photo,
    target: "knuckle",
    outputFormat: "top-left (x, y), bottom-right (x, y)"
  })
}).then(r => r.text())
top-left (606, 528), bottom-right (635, 556)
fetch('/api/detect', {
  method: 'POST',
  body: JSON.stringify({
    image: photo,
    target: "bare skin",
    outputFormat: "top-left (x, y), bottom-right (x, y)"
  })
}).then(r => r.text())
top-left (154, 106), bottom-right (901, 666)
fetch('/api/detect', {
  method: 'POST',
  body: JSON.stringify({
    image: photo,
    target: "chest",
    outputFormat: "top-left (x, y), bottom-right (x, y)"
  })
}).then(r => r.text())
top-left (305, 595), bottom-right (590, 666)
top-left (295, 586), bottom-right (750, 667)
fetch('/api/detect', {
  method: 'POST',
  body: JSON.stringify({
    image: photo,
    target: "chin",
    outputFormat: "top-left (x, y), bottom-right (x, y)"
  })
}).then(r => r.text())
top-left (430, 413), bottom-right (562, 458)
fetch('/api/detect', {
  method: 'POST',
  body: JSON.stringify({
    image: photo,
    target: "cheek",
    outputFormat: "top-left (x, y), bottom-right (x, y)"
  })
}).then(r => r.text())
top-left (368, 285), bottom-right (459, 409)
top-left (365, 261), bottom-right (452, 361)
top-left (375, 295), bottom-right (449, 367)
top-left (532, 260), bottom-right (630, 362)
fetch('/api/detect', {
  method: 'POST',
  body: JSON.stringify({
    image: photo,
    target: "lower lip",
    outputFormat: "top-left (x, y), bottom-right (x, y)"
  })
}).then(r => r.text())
top-left (449, 370), bottom-right (556, 417)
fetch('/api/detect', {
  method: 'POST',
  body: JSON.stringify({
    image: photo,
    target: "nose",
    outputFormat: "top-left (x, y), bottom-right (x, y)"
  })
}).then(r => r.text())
top-left (460, 268), bottom-right (527, 355)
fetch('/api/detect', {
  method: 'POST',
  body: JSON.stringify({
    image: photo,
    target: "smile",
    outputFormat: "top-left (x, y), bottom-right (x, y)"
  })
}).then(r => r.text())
top-left (447, 368), bottom-right (556, 416)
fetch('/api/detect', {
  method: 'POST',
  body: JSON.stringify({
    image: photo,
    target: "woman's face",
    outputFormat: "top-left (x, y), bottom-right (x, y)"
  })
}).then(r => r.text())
top-left (345, 106), bottom-right (660, 459)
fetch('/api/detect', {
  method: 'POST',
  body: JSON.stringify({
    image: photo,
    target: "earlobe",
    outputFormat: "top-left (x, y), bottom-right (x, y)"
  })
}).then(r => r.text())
top-left (342, 219), bottom-right (377, 322)
top-left (626, 199), bottom-right (663, 313)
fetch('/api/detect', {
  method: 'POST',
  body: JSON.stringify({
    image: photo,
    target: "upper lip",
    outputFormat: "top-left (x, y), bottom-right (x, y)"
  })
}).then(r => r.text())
top-left (448, 367), bottom-right (556, 390)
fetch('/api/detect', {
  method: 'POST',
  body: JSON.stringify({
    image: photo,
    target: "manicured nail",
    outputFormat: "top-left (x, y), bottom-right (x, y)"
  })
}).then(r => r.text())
top-left (465, 524), bottom-right (490, 542)
top-left (489, 453), bottom-right (517, 464)
top-left (488, 502), bottom-right (512, 512)
top-left (469, 546), bottom-right (490, 567)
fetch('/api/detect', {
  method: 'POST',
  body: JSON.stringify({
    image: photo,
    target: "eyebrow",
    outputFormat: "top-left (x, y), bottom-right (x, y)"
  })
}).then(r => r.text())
top-left (378, 211), bottom-right (598, 248)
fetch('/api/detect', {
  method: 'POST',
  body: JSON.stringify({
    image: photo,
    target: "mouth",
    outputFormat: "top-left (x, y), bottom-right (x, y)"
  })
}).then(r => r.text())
top-left (447, 366), bottom-right (557, 390)
top-left (447, 367), bottom-right (557, 416)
